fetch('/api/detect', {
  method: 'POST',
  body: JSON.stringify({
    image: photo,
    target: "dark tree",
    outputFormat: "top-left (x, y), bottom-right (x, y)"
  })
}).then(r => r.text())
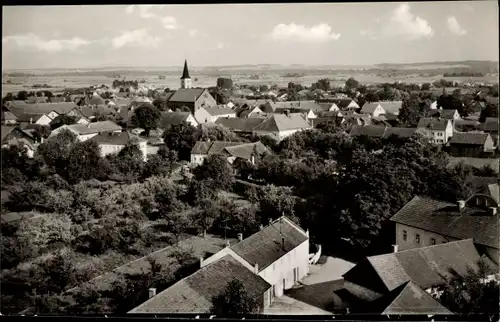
top-left (193, 154), bottom-right (235, 191)
top-left (437, 259), bottom-right (499, 320)
top-left (216, 78), bottom-right (233, 89)
top-left (131, 103), bottom-right (161, 137)
top-left (162, 122), bottom-right (200, 161)
top-left (479, 103), bottom-right (499, 122)
top-left (210, 279), bottom-right (259, 316)
top-left (398, 93), bottom-right (427, 127)
top-left (65, 140), bottom-right (105, 183)
top-left (16, 90), bottom-right (29, 101)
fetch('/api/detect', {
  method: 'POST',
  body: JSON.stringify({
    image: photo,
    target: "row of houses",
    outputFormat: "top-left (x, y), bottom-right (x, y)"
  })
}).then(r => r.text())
top-left (125, 185), bottom-right (499, 315)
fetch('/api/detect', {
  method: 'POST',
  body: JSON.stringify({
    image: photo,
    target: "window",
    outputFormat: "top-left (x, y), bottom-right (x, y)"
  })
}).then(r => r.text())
top-left (416, 234), bottom-right (420, 244)
top-left (431, 238), bottom-right (436, 245)
top-left (403, 230), bottom-right (407, 241)
top-left (438, 132), bottom-right (443, 137)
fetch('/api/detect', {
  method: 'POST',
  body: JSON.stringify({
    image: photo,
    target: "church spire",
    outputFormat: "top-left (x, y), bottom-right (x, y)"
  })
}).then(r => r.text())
top-left (181, 59), bottom-right (191, 79)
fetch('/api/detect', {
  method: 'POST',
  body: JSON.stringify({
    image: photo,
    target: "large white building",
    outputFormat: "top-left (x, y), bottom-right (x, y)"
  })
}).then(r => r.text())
top-left (49, 120), bottom-right (122, 142)
top-left (90, 131), bottom-right (148, 162)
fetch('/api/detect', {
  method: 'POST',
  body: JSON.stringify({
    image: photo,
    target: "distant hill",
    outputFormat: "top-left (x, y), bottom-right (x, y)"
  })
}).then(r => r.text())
top-left (375, 60), bottom-right (498, 72)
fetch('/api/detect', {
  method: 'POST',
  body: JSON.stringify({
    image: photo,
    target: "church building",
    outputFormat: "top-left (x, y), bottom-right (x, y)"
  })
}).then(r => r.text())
top-left (166, 60), bottom-right (217, 114)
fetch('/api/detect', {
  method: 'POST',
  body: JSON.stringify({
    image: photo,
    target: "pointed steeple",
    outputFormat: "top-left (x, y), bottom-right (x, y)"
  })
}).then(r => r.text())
top-left (181, 59), bottom-right (191, 79)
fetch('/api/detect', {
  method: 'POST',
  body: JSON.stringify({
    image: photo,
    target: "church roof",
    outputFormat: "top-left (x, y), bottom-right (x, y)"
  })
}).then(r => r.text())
top-left (181, 60), bottom-right (191, 79)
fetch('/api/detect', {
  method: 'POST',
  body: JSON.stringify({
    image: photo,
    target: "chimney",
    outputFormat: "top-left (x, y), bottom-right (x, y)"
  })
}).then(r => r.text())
top-left (489, 207), bottom-right (498, 216)
top-left (392, 244), bottom-right (399, 253)
top-left (254, 263), bottom-right (259, 274)
top-left (457, 200), bottom-right (466, 211)
top-left (148, 288), bottom-right (156, 298)
top-left (259, 224), bottom-right (264, 231)
top-left (237, 233), bottom-right (243, 242)
top-left (30, 117), bottom-right (33, 124)
top-left (87, 123), bottom-right (91, 128)
top-left (226, 240), bottom-right (230, 247)
top-left (306, 229), bottom-right (309, 237)
top-left (40, 137), bottom-right (44, 144)
top-left (268, 218), bottom-right (272, 225)
top-left (281, 237), bottom-right (285, 251)
top-left (199, 256), bottom-right (204, 268)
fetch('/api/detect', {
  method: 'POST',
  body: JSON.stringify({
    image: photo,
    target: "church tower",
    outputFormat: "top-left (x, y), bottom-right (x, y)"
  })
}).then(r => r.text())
top-left (180, 59), bottom-right (192, 89)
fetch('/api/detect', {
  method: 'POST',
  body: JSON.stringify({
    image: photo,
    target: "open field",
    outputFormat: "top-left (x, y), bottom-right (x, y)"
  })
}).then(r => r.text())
top-left (3, 71), bottom-right (498, 94)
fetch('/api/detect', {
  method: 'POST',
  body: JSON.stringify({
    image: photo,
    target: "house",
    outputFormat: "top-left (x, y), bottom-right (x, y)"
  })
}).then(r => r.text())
top-left (362, 281), bottom-right (451, 315)
top-left (361, 101), bottom-right (403, 117)
top-left (215, 118), bottom-right (266, 135)
top-left (448, 132), bottom-right (495, 157)
top-left (429, 101), bottom-right (439, 110)
top-left (349, 125), bottom-right (387, 138)
top-left (167, 88), bottom-right (217, 114)
top-left (341, 239), bottom-right (498, 304)
top-left (390, 194), bottom-right (499, 264)
top-left (360, 102), bottom-right (386, 117)
top-left (15, 113), bottom-right (53, 126)
top-left (49, 121), bottom-right (122, 142)
top-left (327, 98), bottom-right (360, 111)
top-left (128, 255), bottom-right (271, 314)
top-left (194, 107), bottom-right (236, 124)
top-left (1, 126), bottom-right (37, 157)
top-left (190, 141), bottom-right (269, 166)
top-left (252, 114), bottom-right (312, 141)
top-left (49, 114), bottom-right (90, 129)
top-left (234, 106), bottom-right (265, 118)
top-left (416, 118), bottom-right (453, 144)
top-left (201, 216), bottom-right (310, 300)
top-left (89, 131), bottom-right (148, 161)
top-left (483, 117), bottom-right (499, 145)
top-left (159, 111), bottom-right (199, 128)
top-left (273, 108), bottom-right (317, 120)
top-left (8, 102), bottom-right (79, 121)
top-left (429, 109), bottom-right (460, 121)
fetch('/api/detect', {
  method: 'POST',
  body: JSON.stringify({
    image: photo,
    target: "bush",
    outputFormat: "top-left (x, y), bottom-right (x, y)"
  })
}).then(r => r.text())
top-left (1, 168), bottom-right (27, 186)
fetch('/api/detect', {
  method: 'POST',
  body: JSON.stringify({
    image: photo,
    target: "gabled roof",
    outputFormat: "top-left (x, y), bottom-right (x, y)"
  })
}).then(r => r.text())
top-left (1, 126), bottom-right (16, 141)
top-left (329, 99), bottom-right (358, 110)
top-left (429, 109), bottom-right (458, 120)
top-left (159, 112), bottom-right (193, 127)
top-left (448, 132), bottom-right (491, 146)
top-left (361, 102), bottom-right (383, 114)
top-left (417, 118), bottom-right (450, 131)
top-left (14, 112), bottom-right (48, 123)
top-left (343, 239), bottom-right (496, 293)
top-left (230, 216), bottom-right (308, 272)
top-left (128, 255), bottom-right (270, 313)
top-left (390, 195), bottom-right (499, 249)
top-left (89, 131), bottom-right (146, 146)
top-left (383, 127), bottom-right (417, 139)
top-left (350, 125), bottom-right (386, 138)
top-left (224, 142), bottom-right (270, 160)
top-left (1, 111), bottom-right (17, 121)
top-left (9, 102), bottom-right (78, 116)
top-left (483, 117), bottom-right (499, 132)
top-left (169, 88), bottom-right (206, 103)
top-left (215, 118), bottom-right (266, 133)
top-left (253, 114), bottom-right (311, 133)
top-left (482, 184), bottom-right (500, 204)
top-left (367, 281), bottom-right (452, 315)
top-left (191, 141), bottom-right (241, 155)
top-left (378, 101), bottom-right (403, 115)
top-left (60, 121), bottom-right (122, 135)
top-left (202, 107), bottom-right (236, 116)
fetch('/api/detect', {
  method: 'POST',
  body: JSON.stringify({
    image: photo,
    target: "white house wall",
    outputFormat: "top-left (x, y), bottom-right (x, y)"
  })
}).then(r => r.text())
top-left (258, 239), bottom-right (309, 298)
top-left (36, 114), bottom-right (53, 126)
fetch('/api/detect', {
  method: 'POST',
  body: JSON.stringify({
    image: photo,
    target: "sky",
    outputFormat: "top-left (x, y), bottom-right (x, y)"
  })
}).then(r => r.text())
top-left (2, 2), bottom-right (499, 69)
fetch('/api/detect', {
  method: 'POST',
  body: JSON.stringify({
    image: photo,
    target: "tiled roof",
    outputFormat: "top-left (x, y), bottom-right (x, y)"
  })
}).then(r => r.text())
top-left (390, 195), bottom-right (499, 249)
top-left (4, 137), bottom-right (36, 150)
top-left (215, 118), bottom-right (266, 133)
top-left (224, 142), bottom-right (270, 160)
top-left (88, 96), bottom-right (105, 106)
top-left (350, 125), bottom-right (386, 138)
top-left (417, 118), bottom-right (450, 131)
top-left (383, 127), bottom-right (417, 139)
top-left (89, 131), bottom-right (146, 145)
top-left (449, 132), bottom-right (490, 146)
top-left (159, 112), bottom-right (192, 127)
top-left (14, 112), bottom-right (47, 123)
top-left (485, 184), bottom-right (500, 204)
top-left (378, 101), bottom-right (403, 115)
top-left (361, 102), bottom-right (382, 114)
top-left (63, 121), bottom-right (122, 135)
top-left (343, 239), bottom-right (496, 293)
top-left (128, 255), bottom-right (270, 313)
top-left (191, 141), bottom-right (241, 155)
top-left (9, 102), bottom-right (78, 116)
top-left (2, 111), bottom-right (17, 120)
top-left (429, 109), bottom-right (458, 120)
top-left (203, 107), bottom-right (236, 116)
top-left (1, 126), bottom-right (16, 141)
top-left (253, 114), bottom-right (311, 133)
top-left (329, 99), bottom-right (358, 110)
top-left (483, 117), bottom-right (499, 132)
top-left (169, 89), bottom-right (206, 103)
top-left (230, 216), bottom-right (308, 271)
top-left (367, 281), bottom-right (452, 315)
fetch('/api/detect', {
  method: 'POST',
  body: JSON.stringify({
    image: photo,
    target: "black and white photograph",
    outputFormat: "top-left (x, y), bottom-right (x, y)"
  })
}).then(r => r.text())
top-left (1, 1), bottom-right (499, 319)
